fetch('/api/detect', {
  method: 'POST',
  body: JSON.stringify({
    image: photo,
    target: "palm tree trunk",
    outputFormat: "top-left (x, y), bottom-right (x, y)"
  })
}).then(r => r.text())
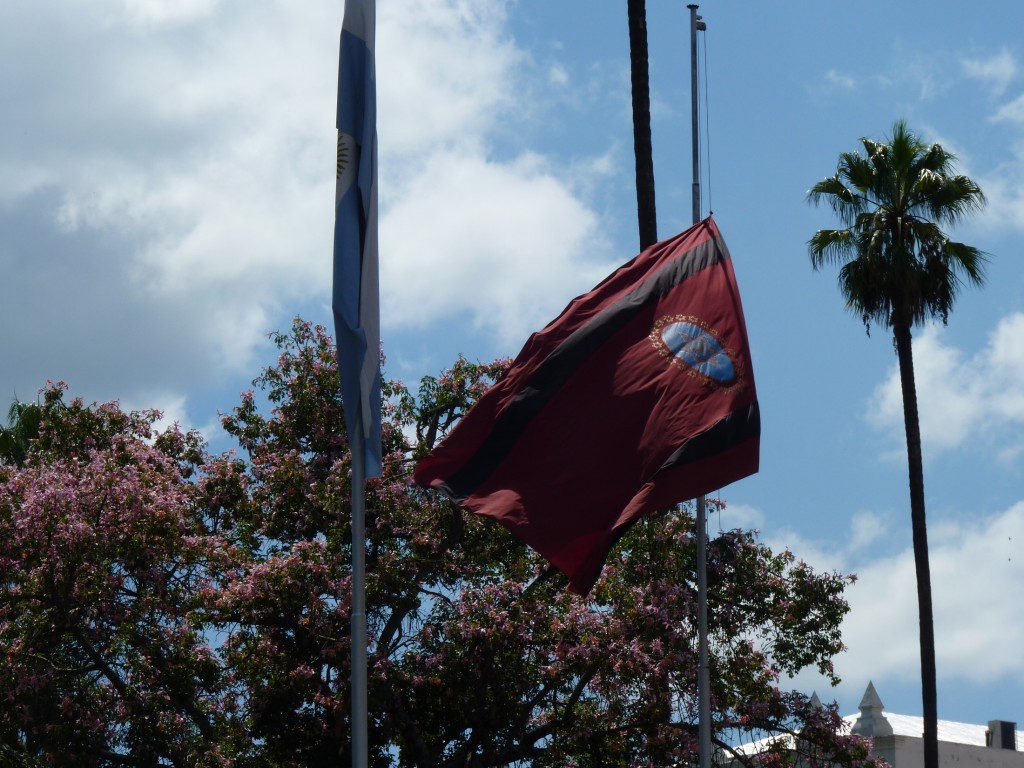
top-left (627, 0), bottom-right (657, 250)
top-left (627, 0), bottom-right (671, 739)
top-left (893, 319), bottom-right (939, 768)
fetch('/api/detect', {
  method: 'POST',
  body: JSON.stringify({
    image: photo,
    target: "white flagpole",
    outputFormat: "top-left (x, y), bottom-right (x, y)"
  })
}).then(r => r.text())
top-left (688, 6), bottom-right (713, 768)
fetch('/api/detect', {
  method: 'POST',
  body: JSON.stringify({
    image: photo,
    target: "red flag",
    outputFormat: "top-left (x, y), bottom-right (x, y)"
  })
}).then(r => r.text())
top-left (414, 217), bottom-right (759, 595)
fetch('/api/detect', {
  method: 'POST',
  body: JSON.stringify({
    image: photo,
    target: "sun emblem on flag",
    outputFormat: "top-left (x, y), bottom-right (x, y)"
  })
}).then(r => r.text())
top-left (650, 314), bottom-right (745, 392)
top-left (336, 131), bottom-right (359, 206)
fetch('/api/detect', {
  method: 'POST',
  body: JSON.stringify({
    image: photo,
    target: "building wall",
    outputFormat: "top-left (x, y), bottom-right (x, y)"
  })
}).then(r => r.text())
top-left (871, 732), bottom-right (1024, 768)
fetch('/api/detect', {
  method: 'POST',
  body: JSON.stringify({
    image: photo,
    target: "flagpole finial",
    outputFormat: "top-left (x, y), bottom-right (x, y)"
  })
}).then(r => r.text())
top-left (687, 4), bottom-right (706, 29)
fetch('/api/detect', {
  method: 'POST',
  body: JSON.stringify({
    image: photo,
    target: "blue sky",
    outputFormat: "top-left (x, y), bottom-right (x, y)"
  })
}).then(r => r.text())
top-left (2, 0), bottom-right (1023, 732)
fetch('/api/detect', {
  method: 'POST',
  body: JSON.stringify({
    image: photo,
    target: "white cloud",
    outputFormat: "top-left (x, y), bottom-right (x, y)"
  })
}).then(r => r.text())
top-left (987, 313), bottom-right (1024, 415)
top-left (373, 0), bottom-right (620, 350)
top-left (109, 0), bottom-right (220, 28)
top-left (825, 69), bottom-right (856, 90)
top-left (548, 64), bottom-right (570, 87)
top-left (880, 50), bottom-right (945, 102)
top-left (122, 392), bottom-right (191, 434)
top-left (0, 0), bottom-right (345, 391)
top-left (839, 548), bottom-right (922, 681)
top-left (962, 49), bottom-right (1018, 96)
top-left (867, 325), bottom-right (981, 453)
top-left (377, 0), bottom-right (522, 162)
top-left (838, 501), bottom-right (1024, 687)
top-left (381, 149), bottom-right (615, 347)
top-left (0, 0), bottom-right (614, 417)
top-left (715, 501), bottom-right (764, 532)
top-left (866, 316), bottom-right (1024, 459)
top-left (977, 150), bottom-right (1024, 232)
top-left (848, 510), bottom-right (891, 552)
top-left (991, 93), bottom-right (1024, 124)
top-left (778, 502), bottom-right (1024, 709)
top-left (763, 522), bottom-right (850, 578)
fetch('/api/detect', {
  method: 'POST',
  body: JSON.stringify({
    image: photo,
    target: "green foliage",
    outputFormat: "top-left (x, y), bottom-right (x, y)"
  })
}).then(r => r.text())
top-left (0, 397), bottom-right (44, 467)
top-left (807, 119), bottom-right (986, 332)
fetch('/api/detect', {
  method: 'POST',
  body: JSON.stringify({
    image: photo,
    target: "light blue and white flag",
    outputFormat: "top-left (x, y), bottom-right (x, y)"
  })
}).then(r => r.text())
top-left (333, 0), bottom-right (381, 478)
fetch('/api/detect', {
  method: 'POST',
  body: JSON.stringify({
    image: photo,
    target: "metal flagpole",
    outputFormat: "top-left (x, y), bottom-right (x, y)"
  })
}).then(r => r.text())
top-left (351, 411), bottom-right (368, 768)
top-left (687, 6), bottom-right (713, 768)
top-left (334, 1), bottom-right (377, 763)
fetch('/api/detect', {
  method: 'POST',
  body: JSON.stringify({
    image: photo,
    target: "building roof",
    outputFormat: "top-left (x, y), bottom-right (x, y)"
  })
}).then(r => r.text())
top-left (733, 683), bottom-right (1022, 757)
top-left (844, 711), bottom-right (1023, 748)
top-left (845, 680), bottom-right (1022, 747)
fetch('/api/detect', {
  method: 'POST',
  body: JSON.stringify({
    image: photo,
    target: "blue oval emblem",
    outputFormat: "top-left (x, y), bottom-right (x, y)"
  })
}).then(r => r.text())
top-left (660, 321), bottom-right (735, 383)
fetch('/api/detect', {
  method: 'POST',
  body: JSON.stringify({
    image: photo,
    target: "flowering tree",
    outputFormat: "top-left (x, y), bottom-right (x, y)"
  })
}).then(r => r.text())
top-left (0, 321), bottom-right (882, 768)
top-left (0, 385), bottom-right (252, 766)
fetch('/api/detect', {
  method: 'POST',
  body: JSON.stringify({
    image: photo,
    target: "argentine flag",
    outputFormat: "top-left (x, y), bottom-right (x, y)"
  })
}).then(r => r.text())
top-left (333, 0), bottom-right (381, 477)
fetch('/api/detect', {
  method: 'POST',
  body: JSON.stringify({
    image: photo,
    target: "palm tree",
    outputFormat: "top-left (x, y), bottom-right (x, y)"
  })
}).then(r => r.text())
top-left (807, 120), bottom-right (986, 768)
top-left (0, 398), bottom-right (44, 467)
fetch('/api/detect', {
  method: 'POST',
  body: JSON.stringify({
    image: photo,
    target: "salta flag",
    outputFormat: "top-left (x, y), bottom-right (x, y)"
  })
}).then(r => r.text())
top-left (414, 217), bottom-right (760, 595)
top-left (333, 0), bottom-right (382, 478)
